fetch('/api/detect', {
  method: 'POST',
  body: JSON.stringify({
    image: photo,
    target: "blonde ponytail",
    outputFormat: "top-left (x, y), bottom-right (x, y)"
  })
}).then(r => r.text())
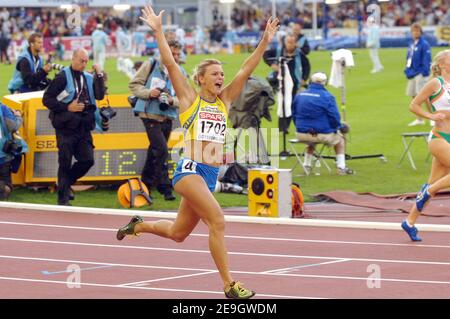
top-left (431, 50), bottom-right (450, 78)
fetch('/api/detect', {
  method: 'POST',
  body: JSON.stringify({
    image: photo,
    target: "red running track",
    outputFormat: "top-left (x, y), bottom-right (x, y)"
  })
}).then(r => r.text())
top-left (0, 207), bottom-right (450, 299)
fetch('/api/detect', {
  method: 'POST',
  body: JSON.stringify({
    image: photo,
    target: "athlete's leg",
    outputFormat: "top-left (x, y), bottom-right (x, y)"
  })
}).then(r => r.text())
top-left (133, 197), bottom-right (200, 242)
top-left (174, 174), bottom-right (232, 286)
top-left (427, 138), bottom-right (450, 195)
top-left (406, 139), bottom-right (450, 224)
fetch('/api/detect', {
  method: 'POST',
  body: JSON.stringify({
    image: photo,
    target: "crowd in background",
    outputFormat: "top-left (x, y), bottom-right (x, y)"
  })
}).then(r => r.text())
top-left (1, 1), bottom-right (450, 38)
top-left (2, 1), bottom-right (450, 62)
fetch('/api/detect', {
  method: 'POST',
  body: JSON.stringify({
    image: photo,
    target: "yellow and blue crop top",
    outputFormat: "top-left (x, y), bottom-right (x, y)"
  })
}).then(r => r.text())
top-left (179, 95), bottom-right (228, 144)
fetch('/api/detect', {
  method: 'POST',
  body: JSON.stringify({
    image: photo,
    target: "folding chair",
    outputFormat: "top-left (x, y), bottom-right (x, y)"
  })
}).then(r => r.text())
top-left (288, 138), bottom-right (332, 176)
top-left (398, 132), bottom-right (431, 170)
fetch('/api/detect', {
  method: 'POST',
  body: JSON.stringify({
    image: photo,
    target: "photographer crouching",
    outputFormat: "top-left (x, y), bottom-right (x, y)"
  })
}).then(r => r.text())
top-left (129, 40), bottom-right (188, 201)
top-left (43, 49), bottom-right (109, 206)
top-left (0, 104), bottom-right (28, 200)
top-left (7, 33), bottom-right (59, 94)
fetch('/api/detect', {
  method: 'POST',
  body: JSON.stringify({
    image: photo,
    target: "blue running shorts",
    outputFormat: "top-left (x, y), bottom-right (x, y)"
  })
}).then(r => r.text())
top-left (172, 158), bottom-right (219, 192)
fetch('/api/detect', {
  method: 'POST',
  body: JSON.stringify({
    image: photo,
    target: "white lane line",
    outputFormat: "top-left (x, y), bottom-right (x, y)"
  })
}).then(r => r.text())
top-left (0, 276), bottom-right (318, 299)
top-left (2, 254), bottom-right (450, 285)
top-left (1, 201), bottom-right (450, 231)
top-left (1, 220), bottom-right (450, 249)
top-left (263, 259), bottom-right (352, 274)
top-left (120, 270), bottom-right (218, 287)
top-left (0, 255), bottom-right (213, 272)
top-left (1, 236), bottom-right (450, 266)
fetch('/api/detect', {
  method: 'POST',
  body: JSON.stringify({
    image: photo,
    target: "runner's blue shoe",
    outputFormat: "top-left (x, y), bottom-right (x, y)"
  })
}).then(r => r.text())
top-left (416, 183), bottom-right (431, 212)
top-left (401, 220), bottom-right (422, 242)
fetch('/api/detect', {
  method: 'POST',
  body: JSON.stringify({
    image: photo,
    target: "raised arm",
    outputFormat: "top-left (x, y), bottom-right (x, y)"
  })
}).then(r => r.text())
top-left (220, 17), bottom-right (279, 107)
top-left (140, 6), bottom-right (196, 110)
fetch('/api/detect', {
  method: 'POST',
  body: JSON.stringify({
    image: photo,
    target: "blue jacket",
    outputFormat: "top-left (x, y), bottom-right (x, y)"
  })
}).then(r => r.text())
top-left (292, 83), bottom-right (341, 134)
top-left (0, 104), bottom-right (28, 164)
top-left (404, 36), bottom-right (431, 79)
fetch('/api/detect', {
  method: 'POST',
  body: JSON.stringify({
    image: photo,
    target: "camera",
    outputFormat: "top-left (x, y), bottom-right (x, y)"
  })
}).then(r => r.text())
top-left (3, 136), bottom-right (22, 155)
top-left (158, 92), bottom-right (171, 111)
top-left (82, 103), bottom-right (97, 115)
top-left (267, 71), bottom-right (279, 91)
top-left (46, 54), bottom-right (64, 71)
top-left (128, 95), bottom-right (138, 108)
top-left (50, 63), bottom-right (65, 71)
top-left (100, 106), bottom-right (117, 121)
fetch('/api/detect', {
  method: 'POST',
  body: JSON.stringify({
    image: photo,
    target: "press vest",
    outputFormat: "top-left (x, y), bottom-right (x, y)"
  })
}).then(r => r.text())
top-left (134, 59), bottom-right (185, 120)
top-left (60, 67), bottom-right (103, 132)
top-left (0, 104), bottom-right (28, 164)
top-left (8, 48), bottom-right (43, 93)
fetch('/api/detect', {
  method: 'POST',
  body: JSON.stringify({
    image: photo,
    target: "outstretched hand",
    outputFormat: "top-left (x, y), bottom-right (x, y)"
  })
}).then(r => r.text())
top-left (140, 5), bottom-right (164, 32)
top-left (262, 16), bottom-right (280, 43)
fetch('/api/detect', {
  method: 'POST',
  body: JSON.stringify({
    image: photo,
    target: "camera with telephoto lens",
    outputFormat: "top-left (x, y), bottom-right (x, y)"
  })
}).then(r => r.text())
top-left (46, 54), bottom-right (64, 71)
top-left (50, 63), bottom-right (65, 71)
top-left (2, 133), bottom-right (23, 155)
top-left (158, 90), bottom-right (171, 111)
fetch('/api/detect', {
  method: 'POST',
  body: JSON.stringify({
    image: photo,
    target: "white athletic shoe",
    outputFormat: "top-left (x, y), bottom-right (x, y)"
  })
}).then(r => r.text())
top-left (408, 119), bottom-right (425, 126)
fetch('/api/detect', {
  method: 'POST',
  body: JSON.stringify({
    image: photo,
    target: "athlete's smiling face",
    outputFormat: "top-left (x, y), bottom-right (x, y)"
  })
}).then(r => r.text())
top-left (199, 64), bottom-right (224, 96)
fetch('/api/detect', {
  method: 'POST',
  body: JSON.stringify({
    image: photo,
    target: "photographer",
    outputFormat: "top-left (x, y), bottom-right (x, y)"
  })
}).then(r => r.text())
top-left (292, 72), bottom-right (354, 175)
top-left (43, 49), bottom-right (108, 206)
top-left (8, 33), bottom-right (53, 94)
top-left (263, 33), bottom-right (310, 133)
top-left (0, 103), bottom-right (28, 200)
top-left (129, 40), bottom-right (187, 201)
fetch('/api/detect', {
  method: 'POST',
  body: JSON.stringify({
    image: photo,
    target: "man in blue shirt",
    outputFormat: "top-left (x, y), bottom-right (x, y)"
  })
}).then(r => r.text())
top-left (405, 23), bottom-right (432, 126)
top-left (292, 72), bottom-right (354, 175)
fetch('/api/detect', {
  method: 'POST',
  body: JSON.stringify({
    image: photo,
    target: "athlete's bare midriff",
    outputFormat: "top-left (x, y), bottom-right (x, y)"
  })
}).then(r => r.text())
top-left (184, 139), bottom-right (223, 167)
top-left (434, 110), bottom-right (450, 134)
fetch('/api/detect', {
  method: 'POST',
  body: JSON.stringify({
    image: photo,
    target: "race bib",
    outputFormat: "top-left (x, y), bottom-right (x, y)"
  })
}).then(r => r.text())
top-left (181, 159), bottom-right (197, 173)
top-left (196, 111), bottom-right (227, 143)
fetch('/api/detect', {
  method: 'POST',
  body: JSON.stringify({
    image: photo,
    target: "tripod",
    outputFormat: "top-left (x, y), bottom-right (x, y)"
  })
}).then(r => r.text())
top-left (276, 56), bottom-right (294, 158)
